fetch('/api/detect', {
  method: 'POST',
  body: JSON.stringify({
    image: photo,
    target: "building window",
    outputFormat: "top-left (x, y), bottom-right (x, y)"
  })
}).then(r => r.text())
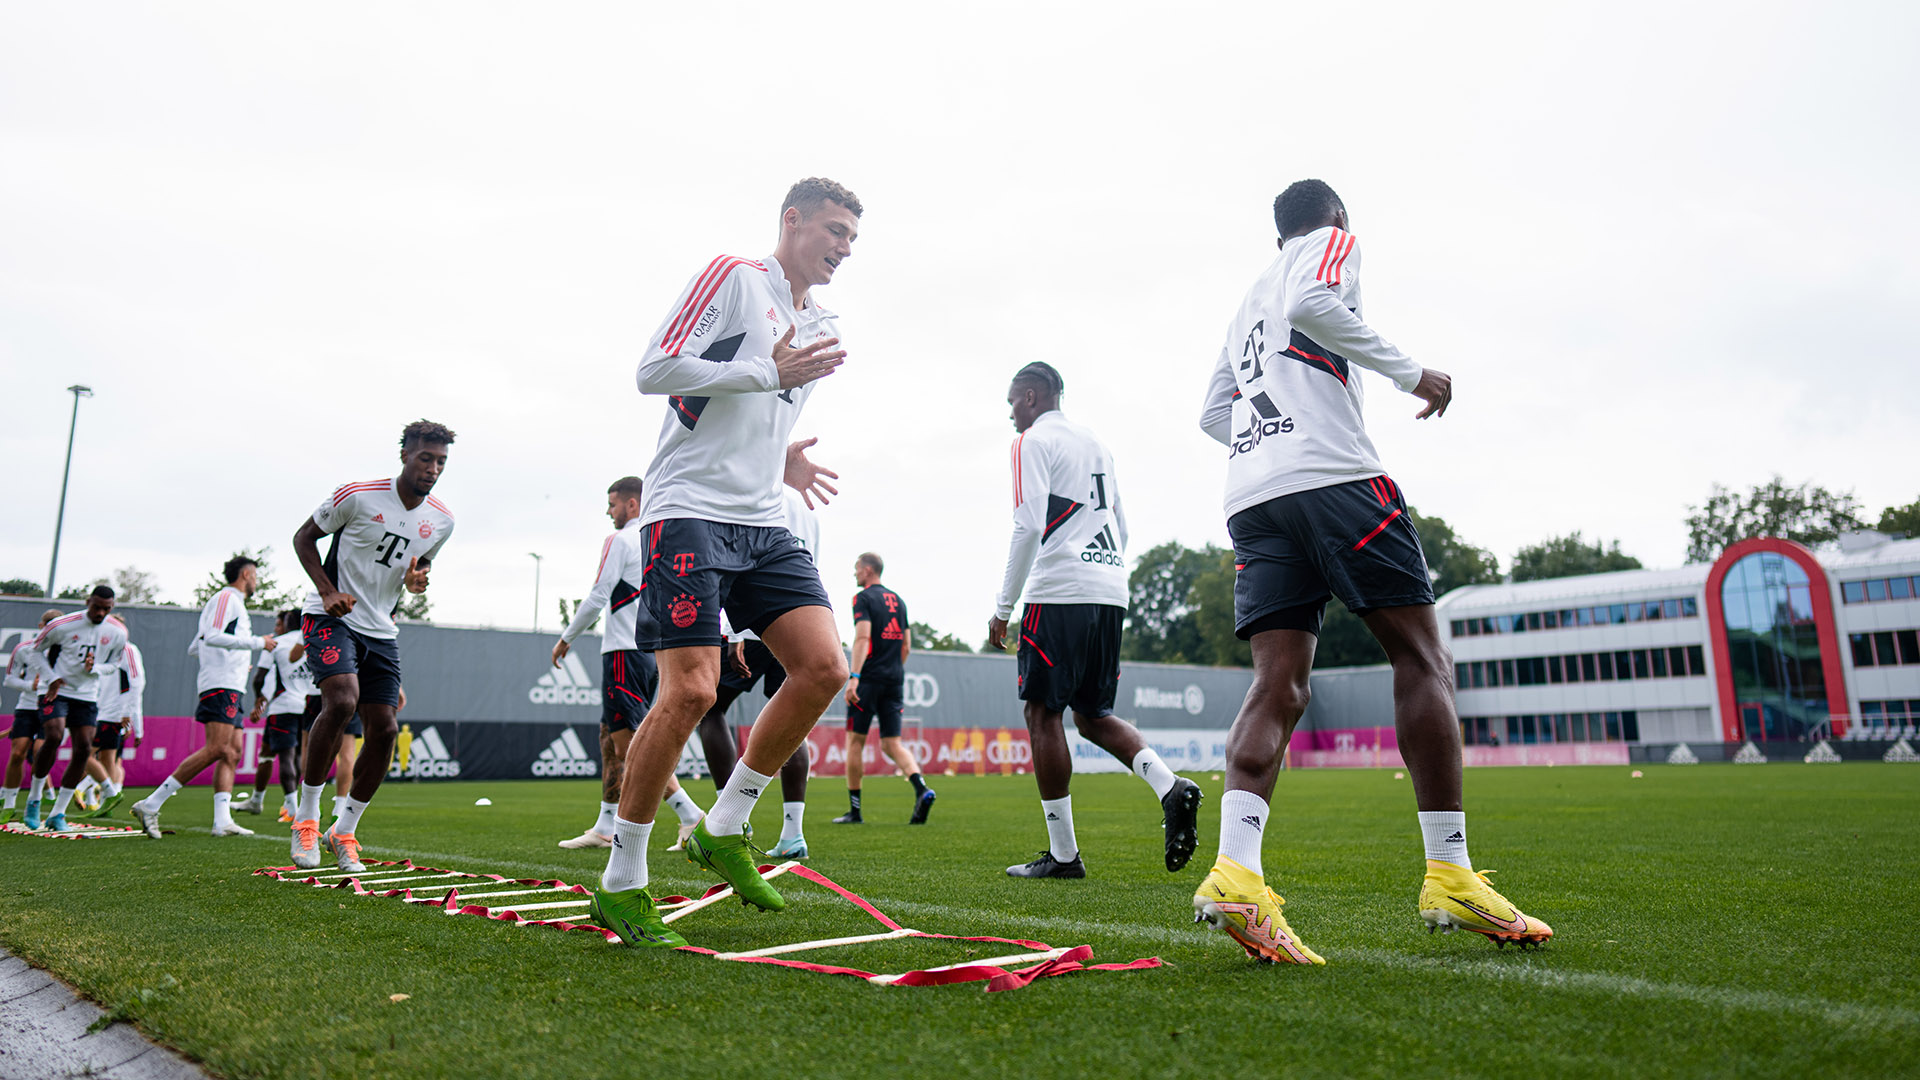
top-left (1598, 652), bottom-right (1615, 680)
top-left (1843, 581), bottom-right (1867, 604)
top-left (1868, 579), bottom-right (1889, 602)
top-left (1900, 629), bottom-right (1920, 665)
top-left (1651, 648), bottom-right (1669, 677)
top-left (1721, 550), bottom-right (1830, 741)
top-left (1582, 653), bottom-right (1599, 681)
top-left (1668, 646), bottom-right (1688, 676)
top-left (1686, 644), bottom-right (1704, 673)
top-left (1894, 578), bottom-right (1914, 601)
top-left (1841, 576), bottom-right (1920, 604)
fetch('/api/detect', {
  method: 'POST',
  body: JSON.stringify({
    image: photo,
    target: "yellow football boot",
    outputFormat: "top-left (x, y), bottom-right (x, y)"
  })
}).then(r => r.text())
top-left (1419, 860), bottom-right (1553, 948)
top-left (1192, 858), bottom-right (1325, 965)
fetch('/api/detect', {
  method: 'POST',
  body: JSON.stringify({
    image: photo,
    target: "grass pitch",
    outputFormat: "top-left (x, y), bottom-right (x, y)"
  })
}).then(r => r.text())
top-left (2, 765), bottom-right (1916, 1079)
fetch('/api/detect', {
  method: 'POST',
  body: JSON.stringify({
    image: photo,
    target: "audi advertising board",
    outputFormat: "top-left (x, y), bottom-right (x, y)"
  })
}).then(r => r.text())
top-left (1, 597), bottom-right (1394, 783)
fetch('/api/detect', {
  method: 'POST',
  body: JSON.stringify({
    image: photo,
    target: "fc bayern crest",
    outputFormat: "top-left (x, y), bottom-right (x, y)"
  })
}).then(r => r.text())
top-left (669, 594), bottom-right (700, 629)
top-left (419, 520), bottom-right (434, 539)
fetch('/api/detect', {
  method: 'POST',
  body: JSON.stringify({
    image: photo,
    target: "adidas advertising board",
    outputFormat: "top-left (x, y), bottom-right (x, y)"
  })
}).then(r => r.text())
top-left (532, 726), bottom-right (599, 777)
top-left (529, 653), bottom-right (598, 706)
top-left (391, 725), bottom-right (463, 778)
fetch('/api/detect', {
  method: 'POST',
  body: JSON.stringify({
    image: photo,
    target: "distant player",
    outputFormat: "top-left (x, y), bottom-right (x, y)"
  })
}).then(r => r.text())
top-left (985, 362), bottom-right (1201, 878)
top-left (22, 587), bottom-right (128, 832)
top-left (552, 476), bottom-right (706, 850)
top-left (246, 610), bottom-right (310, 822)
top-left (692, 484), bottom-right (821, 858)
top-left (1193, 180), bottom-right (1550, 963)
top-left (835, 553), bottom-right (934, 825)
top-left (590, 177), bottom-right (854, 948)
top-left (286, 419), bottom-right (457, 872)
top-left (80, 635), bottom-right (143, 820)
top-left (131, 556), bottom-right (276, 839)
top-left (2, 609), bottom-right (60, 824)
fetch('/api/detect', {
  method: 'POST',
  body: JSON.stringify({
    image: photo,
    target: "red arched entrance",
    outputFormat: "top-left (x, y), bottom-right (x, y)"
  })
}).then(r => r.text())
top-left (1704, 538), bottom-right (1851, 741)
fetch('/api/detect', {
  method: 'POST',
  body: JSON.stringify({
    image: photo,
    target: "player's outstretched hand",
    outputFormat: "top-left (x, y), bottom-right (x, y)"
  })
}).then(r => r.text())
top-left (551, 639), bottom-right (569, 667)
top-left (43, 678), bottom-right (65, 702)
top-left (404, 557), bottom-right (430, 594)
top-left (1412, 368), bottom-right (1452, 419)
top-left (323, 590), bottom-right (357, 617)
top-left (772, 326), bottom-right (845, 390)
top-left (730, 640), bottom-right (751, 677)
top-left (784, 437), bottom-right (841, 509)
top-left (845, 681), bottom-right (861, 709)
top-left (261, 634), bottom-right (278, 653)
top-left (986, 616), bottom-right (1010, 652)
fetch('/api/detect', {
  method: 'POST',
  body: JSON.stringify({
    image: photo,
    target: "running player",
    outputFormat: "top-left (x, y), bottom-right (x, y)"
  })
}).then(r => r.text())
top-left (590, 177), bottom-right (855, 947)
top-left (2, 609), bottom-right (60, 824)
top-left (80, 634), bottom-right (143, 819)
top-left (985, 362), bottom-right (1202, 878)
top-left (287, 419), bottom-right (456, 872)
top-left (835, 553), bottom-right (934, 825)
top-left (299, 692), bottom-right (360, 824)
top-left (131, 556), bottom-right (276, 838)
top-left (247, 610), bottom-right (310, 821)
top-left (23, 587), bottom-right (128, 832)
top-left (1192, 180), bottom-right (1551, 963)
top-left (692, 483), bottom-right (820, 858)
top-left (553, 477), bottom-right (706, 850)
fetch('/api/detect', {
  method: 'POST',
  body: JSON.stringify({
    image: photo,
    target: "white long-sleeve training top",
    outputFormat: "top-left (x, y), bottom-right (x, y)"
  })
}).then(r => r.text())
top-left (993, 409), bottom-right (1131, 619)
top-left (7, 640), bottom-right (53, 713)
top-left (636, 254), bottom-right (839, 529)
top-left (30, 611), bottom-right (129, 703)
top-left (193, 586), bottom-right (264, 693)
top-left (561, 518), bottom-right (657, 653)
top-left (99, 642), bottom-right (146, 737)
top-left (1199, 225), bottom-right (1425, 517)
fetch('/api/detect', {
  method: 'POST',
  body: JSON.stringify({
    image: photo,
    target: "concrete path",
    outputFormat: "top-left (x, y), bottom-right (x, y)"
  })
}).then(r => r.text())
top-left (0, 948), bottom-right (207, 1079)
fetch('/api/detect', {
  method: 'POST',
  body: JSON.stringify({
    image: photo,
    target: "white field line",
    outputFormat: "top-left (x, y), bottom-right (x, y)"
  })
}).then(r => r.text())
top-left (870, 897), bottom-right (1920, 1030)
top-left (714, 927), bottom-right (921, 960)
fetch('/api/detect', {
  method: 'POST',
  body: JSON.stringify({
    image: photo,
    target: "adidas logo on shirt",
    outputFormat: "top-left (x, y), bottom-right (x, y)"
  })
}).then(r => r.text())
top-left (388, 726), bottom-right (462, 779)
top-left (532, 727), bottom-right (599, 778)
top-left (1080, 524), bottom-right (1125, 567)
top-left (528, 653), bottom-right (598, 706)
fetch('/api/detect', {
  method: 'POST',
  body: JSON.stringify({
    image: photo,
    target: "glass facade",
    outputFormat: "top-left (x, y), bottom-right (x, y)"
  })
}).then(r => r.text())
top-left (1719, 552), bottom-right (1828, 741)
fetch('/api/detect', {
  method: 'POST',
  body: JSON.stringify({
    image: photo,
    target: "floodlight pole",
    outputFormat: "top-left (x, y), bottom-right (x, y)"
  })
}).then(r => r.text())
top-left (47, 384), bottom-right (94, 597)
top-left (529, 552), bottom-right (544, 632)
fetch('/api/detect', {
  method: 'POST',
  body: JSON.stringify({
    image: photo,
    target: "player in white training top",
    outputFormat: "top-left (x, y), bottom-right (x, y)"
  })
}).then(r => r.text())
top-left (3, 609), bottom-right (60, 824)
top-left (286, 419), bottom-right (456, 873)
top-left (552, 477), bottom-right (707, 850)
top-left (22, 586), bottom-right (128, 832)
top-left (1192, 179), bottom-right (1550, 965)
top-left (246, 610), bottom-right (311, 822)
top-left (984, 362), bottom-right (1203, 880)
top-left (591, 178), bottom-right (854, 947)
top-left (132, 556), bottom-right (277, 838)
top-left (78, 634), bottom-right (143, 820)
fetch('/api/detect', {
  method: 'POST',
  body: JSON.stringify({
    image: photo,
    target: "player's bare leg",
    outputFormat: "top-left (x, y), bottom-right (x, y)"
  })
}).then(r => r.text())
top-left (695, 694), bottom-right (741, 784)
top-left (836, 730), bottom-right (867, 822)
top-left (292, 673), bottom-right (360, 868)
top-left (1362, 605), bottom-right (1462, 812)
top-left (1223, 630), bottom-right (1316, 798)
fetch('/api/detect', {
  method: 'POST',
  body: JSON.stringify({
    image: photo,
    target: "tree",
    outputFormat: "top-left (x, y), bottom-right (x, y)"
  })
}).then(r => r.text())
top-left (1684, 477), bottom-right (1865, 562)
top-left (110, 566), bottom-right (161, 603)
top-left (1510, 532), bottom-right (1643, 583)
top-left (57, 579), bottom-right (106, 600)
top-left (909, 621), bottom-right (972, 653)
top-left (398, 591), bottom-right (433, 622)
top-left (555, 597), bottom-right (590, 634)
top-left (0, 579), bottom-right (45, 597)
top-left (1188, 547), bottom-right (1250, 668)
top-left (192, 547), bottom-right (300, 611)
top-left (1121, 541), bottom-right (1218, 664)
top-left (1316, 605), bottom-right (1388, 668)
top-left (1406, 507), bottom-right (1501, 597)
top-left (1877, 498), bottom-right (1920, 540)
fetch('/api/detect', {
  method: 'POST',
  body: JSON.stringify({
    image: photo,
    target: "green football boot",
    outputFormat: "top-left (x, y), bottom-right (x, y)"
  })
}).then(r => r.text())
top-left (589, 887), bottom-right (688, 948)
top-left (0, 806), bottom-right (17, 825)
top-left (683, 821), bottom-right (785, 911)
top-left (80, 793), bottom-right (124, 820)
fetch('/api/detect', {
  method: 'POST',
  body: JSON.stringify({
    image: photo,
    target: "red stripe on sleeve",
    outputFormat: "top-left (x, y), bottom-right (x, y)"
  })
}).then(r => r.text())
top-left (1327, 234), bottom-right (1357, 285)
top-left (1315, 230), bottom-right (1343, 281)
top-left (657, 256), bottom-right (731, 352)
top-left (595, 535), bottom-right (616, 580)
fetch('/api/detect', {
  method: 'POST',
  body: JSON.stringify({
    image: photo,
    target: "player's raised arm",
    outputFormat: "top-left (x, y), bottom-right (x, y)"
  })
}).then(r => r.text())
top-left (1199, 344), bottom-right (1238, 446)
top-left (639, 262), bottom-right (797, 396)
top-left (1280, 246), bottom-right (1424, 394)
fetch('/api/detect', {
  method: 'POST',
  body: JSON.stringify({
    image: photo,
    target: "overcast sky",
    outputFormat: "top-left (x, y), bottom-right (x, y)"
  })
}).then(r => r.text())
top-left (2, 2), bottom-right (1915, 645)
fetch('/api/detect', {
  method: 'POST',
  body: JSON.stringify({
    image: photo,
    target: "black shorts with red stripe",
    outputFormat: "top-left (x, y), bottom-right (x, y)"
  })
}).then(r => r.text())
top-left (601, 649), bottom-right (658, 732)
top-left (1016, 602), bottom-right (1124, 717)
top-left (1228, 473), bottom-right (1435, 638)
top-left (194, 689), bottom-right (241, 727)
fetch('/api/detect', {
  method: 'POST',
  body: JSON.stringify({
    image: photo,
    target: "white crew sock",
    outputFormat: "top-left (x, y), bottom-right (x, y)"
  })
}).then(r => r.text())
top-left (335, 797), bottom-right (369, 836)
top-left (664, 788), bottom-right (704, 826)
top-left (101, 778), bottom-right (121, 799)
top-left (213, 792), bottom-right (234, 826)
top-left (1, 789), bottom-right (14, 809)
top-left (141, 776), bottom-right (184, 809)
top-left (780, 801), bottom-right (806, 842)
top-left (1041, 796), bottom-right (1078, 861)
top-left (282, 792), bottom-right (297, 813)
top-left (30, 775), bottom-right (48, 803)
top-left (600, 816), bottom-right (653, 892)
top-left (51, 786), bottom-right (77, 817)
top-left (332, 795), bottom-right (346, 819)
top-left (1418, 811), bottom-right (1471, 869)
top-left (1131, 748), bottom-right (1179, 800)
top-left (704, 763), bottom-right (775, 837)
top-left (1218, 790), bottom-right (1269, 876)
top-left (77, 776), bottom-right (100, 800)
top-left (593, 800), bottom-right (619, 836)
top-left (297, 783), bottom-right (326, 822)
